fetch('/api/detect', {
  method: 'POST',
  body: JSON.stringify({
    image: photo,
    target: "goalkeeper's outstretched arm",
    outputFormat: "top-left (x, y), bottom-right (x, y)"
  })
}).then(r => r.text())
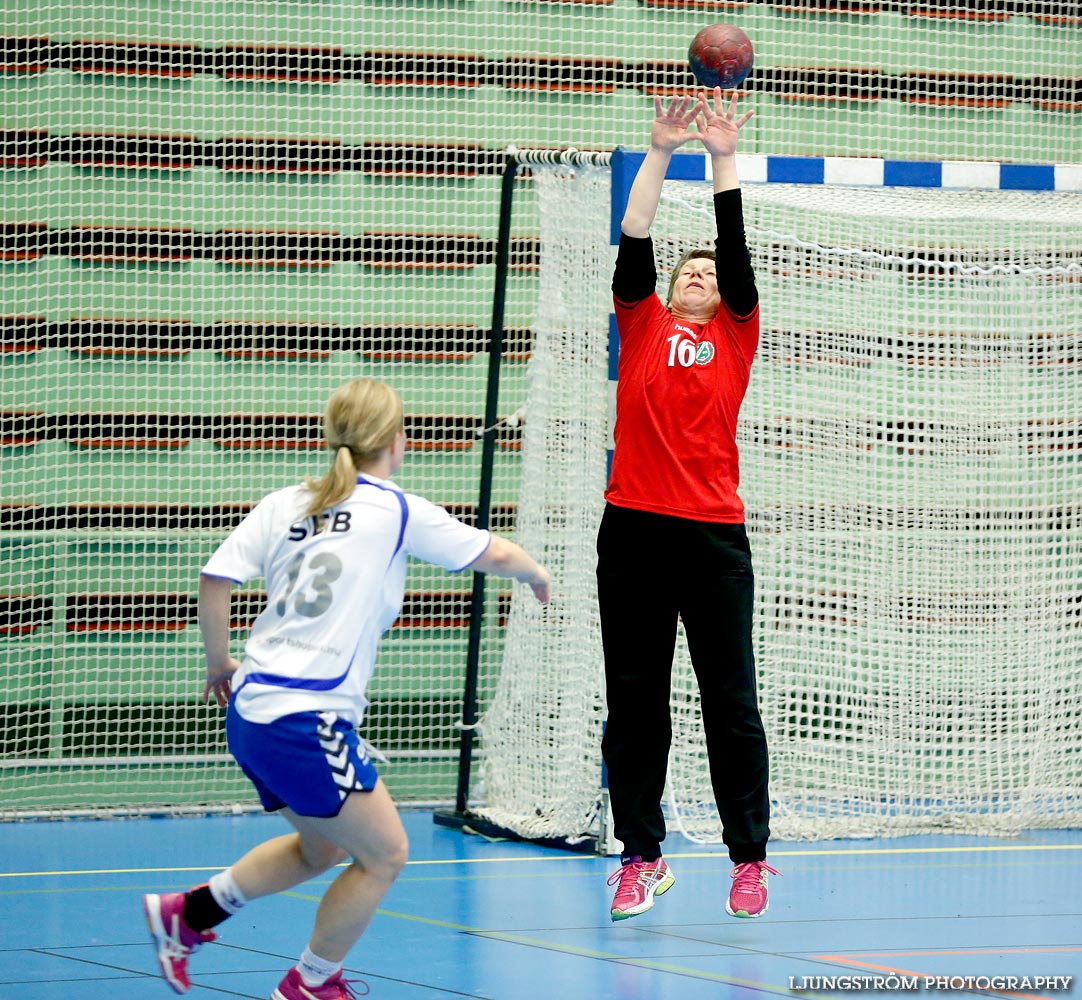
top-left (621, 94), bottom-right (705, 238)
top-left (697, 88), bottom-right (758, 317)
top-left (696, 87), bottom-right (754, 194)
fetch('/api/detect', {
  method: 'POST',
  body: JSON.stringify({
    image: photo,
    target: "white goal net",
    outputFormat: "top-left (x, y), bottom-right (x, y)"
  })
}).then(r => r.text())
top-left (476, 163), bottom-right (1082, 844)
top-left (477, 159), bottom-right (612, 846)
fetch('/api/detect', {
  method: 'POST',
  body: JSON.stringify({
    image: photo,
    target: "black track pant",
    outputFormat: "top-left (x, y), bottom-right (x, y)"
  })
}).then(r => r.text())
top-left (597, 503), bottom-right (770, 864)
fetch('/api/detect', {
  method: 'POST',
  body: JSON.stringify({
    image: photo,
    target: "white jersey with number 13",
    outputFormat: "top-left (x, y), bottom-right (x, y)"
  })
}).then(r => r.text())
top-left (202, 473), bottom-right (490, 725)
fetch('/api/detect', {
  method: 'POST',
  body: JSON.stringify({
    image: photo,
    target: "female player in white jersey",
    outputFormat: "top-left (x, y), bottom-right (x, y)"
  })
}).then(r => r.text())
top-left (143, 377), bottom-right (550, 1000)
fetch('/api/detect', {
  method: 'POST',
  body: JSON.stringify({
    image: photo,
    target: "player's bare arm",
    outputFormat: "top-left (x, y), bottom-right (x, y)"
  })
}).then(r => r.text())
top-left (622, 94), bottom-right (706, 238)
top-left (696, 87), bottom-right (753, 192)
top-left (198, 573), bottom-right (240, 707)
top-left (469, 535), bottom-right (551, 603)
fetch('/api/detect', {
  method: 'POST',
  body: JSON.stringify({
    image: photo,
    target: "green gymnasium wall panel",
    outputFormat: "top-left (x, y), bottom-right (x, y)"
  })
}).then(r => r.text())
top-left (2, 4), bottom-right (1078, 158)
top-left (1, 0), bottom-right (1078, 815)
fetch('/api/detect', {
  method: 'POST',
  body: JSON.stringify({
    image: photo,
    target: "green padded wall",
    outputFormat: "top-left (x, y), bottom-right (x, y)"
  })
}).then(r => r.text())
top-left (1, 0), bottom-right (1079, 815)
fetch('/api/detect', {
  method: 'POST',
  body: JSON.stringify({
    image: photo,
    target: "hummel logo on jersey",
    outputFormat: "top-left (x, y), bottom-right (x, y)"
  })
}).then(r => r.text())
top-left (674, 323), bottom-right (695, 336)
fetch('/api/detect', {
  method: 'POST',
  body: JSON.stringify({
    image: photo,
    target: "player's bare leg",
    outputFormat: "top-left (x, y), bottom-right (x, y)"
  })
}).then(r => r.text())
top-left (279, 779), bottom-right (408, 962)
top-left (266, 780), bottom-right (408, 998)
top-left (228, 830), bottom-right (348, 900)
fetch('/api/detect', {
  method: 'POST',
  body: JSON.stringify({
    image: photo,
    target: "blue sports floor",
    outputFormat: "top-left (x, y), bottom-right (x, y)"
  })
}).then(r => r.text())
top-left (0, 810), bottom-right (1078, 999)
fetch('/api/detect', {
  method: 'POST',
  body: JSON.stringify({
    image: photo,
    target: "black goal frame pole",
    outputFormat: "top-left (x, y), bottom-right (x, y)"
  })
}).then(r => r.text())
top-left (433, 149), bottom-right (519, 834)
top-left (433, 148), bottom-right (609, 853)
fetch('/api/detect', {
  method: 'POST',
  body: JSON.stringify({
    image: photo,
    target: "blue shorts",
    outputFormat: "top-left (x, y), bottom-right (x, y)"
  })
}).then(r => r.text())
top-left (226, 702), bottom-right (379, 818)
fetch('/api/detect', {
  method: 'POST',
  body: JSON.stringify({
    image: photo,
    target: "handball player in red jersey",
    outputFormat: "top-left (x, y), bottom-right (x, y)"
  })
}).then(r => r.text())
top-left (600, 88), bottom-right (778, 922)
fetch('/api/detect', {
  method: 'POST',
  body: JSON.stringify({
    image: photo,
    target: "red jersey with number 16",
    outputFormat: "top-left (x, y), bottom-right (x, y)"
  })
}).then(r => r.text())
top-left (607, 292), bottom-right (759, 523)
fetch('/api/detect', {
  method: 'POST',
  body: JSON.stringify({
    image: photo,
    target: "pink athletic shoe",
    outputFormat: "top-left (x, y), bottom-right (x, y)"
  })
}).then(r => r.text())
top-left (607, 856), bottom-right (675, 921)
top-left (726, 861), bottom-right (780, 918)
top-left (271, 966), bottom-right (370, 999)
top-left (143, 891), bottom-right (216, 993)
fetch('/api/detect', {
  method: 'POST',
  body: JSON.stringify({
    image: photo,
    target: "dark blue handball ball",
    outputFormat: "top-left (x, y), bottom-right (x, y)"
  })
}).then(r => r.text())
top-left (688, 23), bottom-right (754, 90)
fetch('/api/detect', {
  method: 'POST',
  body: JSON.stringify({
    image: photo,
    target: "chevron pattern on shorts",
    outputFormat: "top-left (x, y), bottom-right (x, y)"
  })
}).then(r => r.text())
top-left (317, 712), bottom-right (368, 801)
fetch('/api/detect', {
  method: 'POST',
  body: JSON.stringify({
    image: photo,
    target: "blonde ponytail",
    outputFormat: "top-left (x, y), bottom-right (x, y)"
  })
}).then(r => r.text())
top-left (303, 378), bottom-right (404, 522)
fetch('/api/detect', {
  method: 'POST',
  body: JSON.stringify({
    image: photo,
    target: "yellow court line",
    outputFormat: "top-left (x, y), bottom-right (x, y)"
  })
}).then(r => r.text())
top-left (369, 908), bottom-right (832, 998)
top-left (1, 840), bottom-right (1079, 879)
top-left (0, 875), bottom-right (827, 997)
top-left (282, 894), bottom-right (484, 934)
top-left (477, 928), bottom-right (810, 994)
